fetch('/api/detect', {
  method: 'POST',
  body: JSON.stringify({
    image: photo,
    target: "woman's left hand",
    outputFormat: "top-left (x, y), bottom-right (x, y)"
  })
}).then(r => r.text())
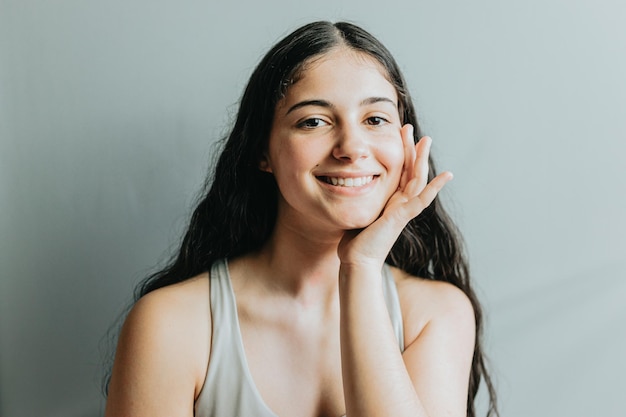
top-left (338, 124), bottom-right (453, 268)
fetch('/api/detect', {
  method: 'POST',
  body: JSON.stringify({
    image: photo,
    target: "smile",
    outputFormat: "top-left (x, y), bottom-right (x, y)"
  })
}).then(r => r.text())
top-left (320, 175), bottom-right (375, 187)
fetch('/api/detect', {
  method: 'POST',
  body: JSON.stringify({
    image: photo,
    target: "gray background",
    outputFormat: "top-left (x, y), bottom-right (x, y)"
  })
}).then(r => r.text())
top-left (1, 0), bottom-right (624, 416)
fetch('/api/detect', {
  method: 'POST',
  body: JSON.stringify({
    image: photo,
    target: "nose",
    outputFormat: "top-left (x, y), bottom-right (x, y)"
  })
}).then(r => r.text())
top-left (332, 124), bottom-right (369, 161)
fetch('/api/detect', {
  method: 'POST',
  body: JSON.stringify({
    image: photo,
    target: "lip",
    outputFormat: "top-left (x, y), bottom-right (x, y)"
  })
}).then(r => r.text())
top-left (315, 173), bottom-right (380, 194)
top-left (314, 170), bottom-right (380, 182)
top-left (315, 171), bottom-right (379, 178)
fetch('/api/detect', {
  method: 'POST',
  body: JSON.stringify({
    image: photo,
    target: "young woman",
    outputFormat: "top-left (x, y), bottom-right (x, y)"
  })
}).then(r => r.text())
top-left (105, 21), bottom-right (498, 417)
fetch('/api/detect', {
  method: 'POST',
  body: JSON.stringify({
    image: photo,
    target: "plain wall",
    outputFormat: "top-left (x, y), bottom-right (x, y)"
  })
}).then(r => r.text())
top-left (1, 1), bottom-right (624, 416)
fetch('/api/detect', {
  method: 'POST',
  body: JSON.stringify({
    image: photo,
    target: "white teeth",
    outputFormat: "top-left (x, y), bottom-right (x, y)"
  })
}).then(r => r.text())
top-left (325, 176), bottom-right (374, 187)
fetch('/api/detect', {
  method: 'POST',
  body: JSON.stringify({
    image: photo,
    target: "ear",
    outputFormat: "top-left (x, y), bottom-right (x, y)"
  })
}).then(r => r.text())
top-left (258, 153), bottom-right (273, 173)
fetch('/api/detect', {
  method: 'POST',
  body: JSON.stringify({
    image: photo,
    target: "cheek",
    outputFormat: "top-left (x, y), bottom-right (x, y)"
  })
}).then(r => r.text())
top-left (270, 142), bottom-right (311, 177)
top-left (268, 138), bottom-right (321, 195)
top-left (378, 136), bottom-right (405, 180)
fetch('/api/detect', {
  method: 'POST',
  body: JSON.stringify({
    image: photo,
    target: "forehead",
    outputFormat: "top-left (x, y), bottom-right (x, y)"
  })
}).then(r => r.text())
top-left (278, 48), bottom-right (397, 108)
top-left (297, 47), bottom-right (392, 82)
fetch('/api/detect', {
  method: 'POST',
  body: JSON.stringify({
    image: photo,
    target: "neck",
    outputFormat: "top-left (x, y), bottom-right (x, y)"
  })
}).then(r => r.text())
top-left (246, 217), bottom-right (345, 299)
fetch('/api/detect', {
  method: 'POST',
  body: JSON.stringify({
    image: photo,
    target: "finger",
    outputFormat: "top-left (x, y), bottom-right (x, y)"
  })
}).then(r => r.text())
top-left (399, 124), bottom-right (416, 190)
top-left (382, 171), bottom-right (452, 233)
top-left (410, 136), bottom-right (432, 195)
top-left (412, 171), bottom-right (453, 212)
top-left (389, 171), bottom-right (452, 227)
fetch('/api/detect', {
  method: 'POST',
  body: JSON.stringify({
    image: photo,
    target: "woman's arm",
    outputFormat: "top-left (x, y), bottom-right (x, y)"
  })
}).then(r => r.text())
top-left (337, 125), bottom-right (474, 417)
top-left (105, 278), bottom-right (211, 417)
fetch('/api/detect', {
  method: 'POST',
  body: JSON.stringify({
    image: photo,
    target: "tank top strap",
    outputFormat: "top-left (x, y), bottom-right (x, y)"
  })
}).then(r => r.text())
top-left (382, 264), bottom-right (405, 352)
top-left (194, 259), bottom-right (277, 417)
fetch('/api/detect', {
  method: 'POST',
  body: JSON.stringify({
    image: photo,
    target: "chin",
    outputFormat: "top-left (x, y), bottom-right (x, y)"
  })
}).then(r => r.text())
top-left (334, 201), bottom-right (388, 229)
top-left (338, 212), bottom-right (380, 230)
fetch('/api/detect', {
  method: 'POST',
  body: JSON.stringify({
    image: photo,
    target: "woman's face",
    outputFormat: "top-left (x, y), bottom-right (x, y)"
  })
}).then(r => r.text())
top-left (262, 47), bottom-right (405, 232)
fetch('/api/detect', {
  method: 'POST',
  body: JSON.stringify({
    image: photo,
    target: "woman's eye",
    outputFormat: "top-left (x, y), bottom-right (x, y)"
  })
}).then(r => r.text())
top-left (366, 116), bottom-right (388, 126)
top-left (298, 118), bottom-right (328, 129)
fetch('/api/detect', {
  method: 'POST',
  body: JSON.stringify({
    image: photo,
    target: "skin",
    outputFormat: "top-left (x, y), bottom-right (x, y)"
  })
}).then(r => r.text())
top-left (105, 47), bottom-right (476, 417)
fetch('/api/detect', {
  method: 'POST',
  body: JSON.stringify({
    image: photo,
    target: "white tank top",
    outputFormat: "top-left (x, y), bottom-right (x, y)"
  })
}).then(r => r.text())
top-left (194, 258), bottom-right (405, 417)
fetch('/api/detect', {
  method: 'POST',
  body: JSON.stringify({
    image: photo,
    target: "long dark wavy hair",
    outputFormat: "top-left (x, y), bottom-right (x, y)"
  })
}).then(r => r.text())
top-left (106, 20), bottom-right (498, 417)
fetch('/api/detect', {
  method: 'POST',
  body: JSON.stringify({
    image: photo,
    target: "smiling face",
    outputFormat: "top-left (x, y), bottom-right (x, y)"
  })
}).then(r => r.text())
top-left (261, 47), bottom-right (405, 233)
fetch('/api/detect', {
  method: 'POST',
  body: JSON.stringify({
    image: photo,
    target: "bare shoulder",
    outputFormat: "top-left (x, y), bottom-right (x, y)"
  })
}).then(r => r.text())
top-left (130, 273), bottom-right (211, 326)
top-left (123, 274), bottom-right (212, 350)
top-left (105, 273), bottom-right (211, 417)
top-left (389, 266), bottom-right (475, 348)
top-left (126, 273), bottom-right (212, 378)
top-left (387, 268), bottom-right (476, 415)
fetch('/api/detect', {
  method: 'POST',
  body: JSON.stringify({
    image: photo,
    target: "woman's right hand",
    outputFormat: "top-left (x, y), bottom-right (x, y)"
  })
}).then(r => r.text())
top-left (337, 124), bottom-right (452, 270)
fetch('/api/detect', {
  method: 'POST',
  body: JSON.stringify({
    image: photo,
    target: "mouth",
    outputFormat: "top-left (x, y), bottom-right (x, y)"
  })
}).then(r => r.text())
top-left (317, 175), bottom-right (376, 187)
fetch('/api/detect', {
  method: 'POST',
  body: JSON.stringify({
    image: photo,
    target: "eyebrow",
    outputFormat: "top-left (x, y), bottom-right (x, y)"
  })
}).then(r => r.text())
top-left (286, 99), bottom-right (334, 115)
top-left (285, 96), bottom-right (397, 115)
top-left (360, 96), bottom-right (397, 108)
